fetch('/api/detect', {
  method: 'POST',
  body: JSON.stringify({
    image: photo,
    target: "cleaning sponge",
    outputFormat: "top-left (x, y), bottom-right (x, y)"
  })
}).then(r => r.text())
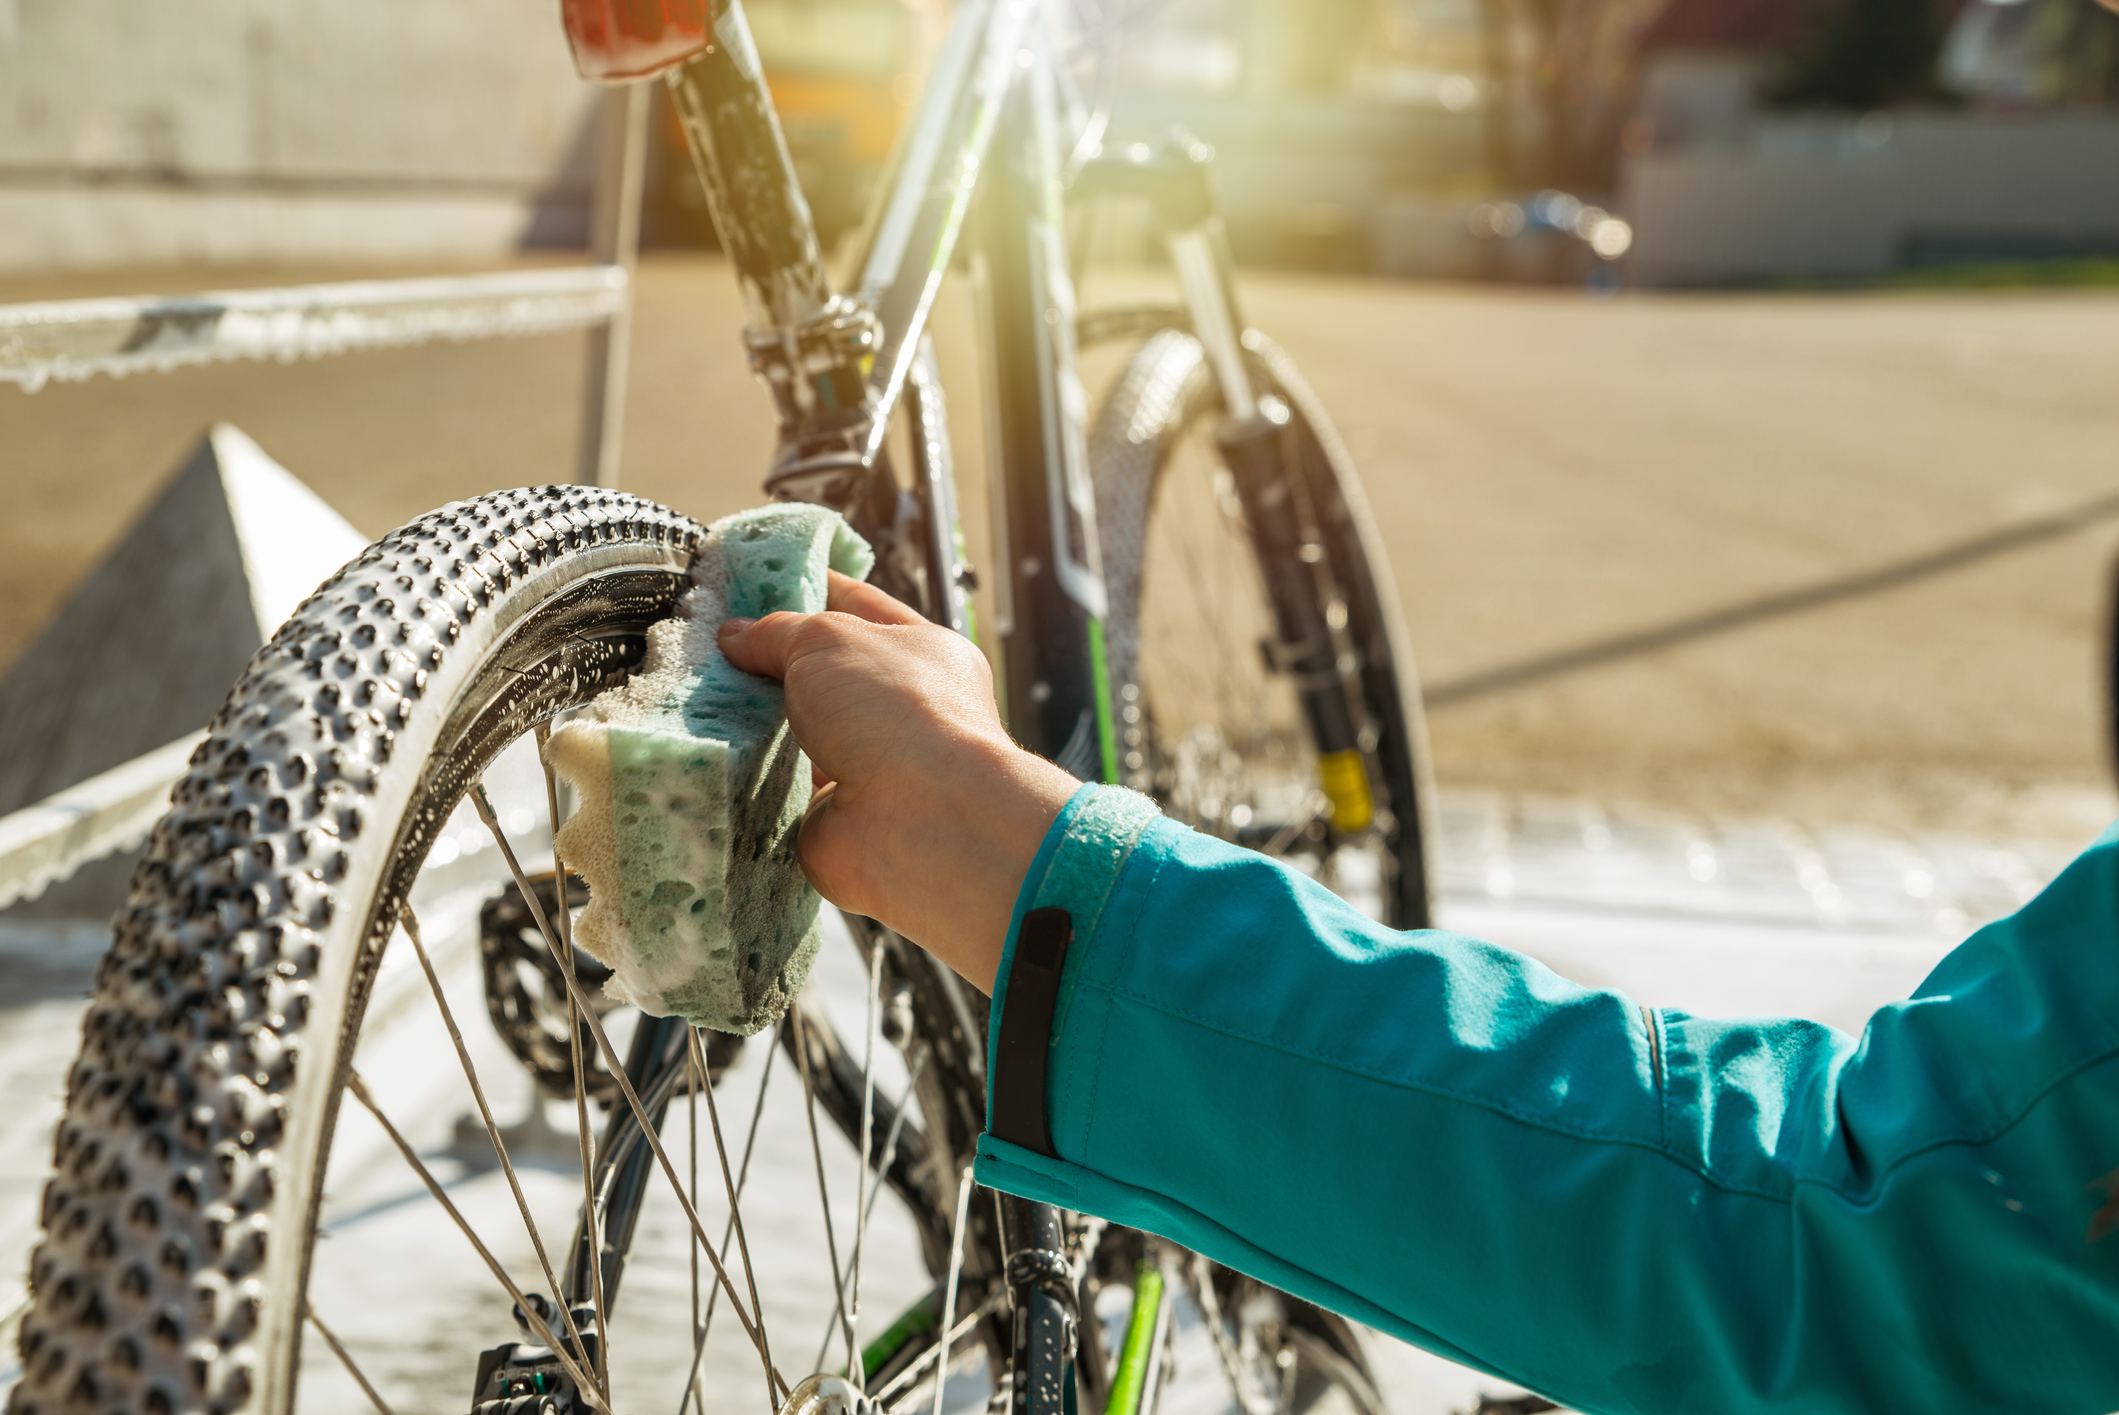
top-left (544, 504), bottom-right (874, 1034)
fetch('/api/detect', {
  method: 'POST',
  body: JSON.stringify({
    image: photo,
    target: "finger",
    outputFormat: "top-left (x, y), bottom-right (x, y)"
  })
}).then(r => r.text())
top-left (825, 570), bottom-right (928, 627)
top-left (718, 609), bottom-right (807, 680)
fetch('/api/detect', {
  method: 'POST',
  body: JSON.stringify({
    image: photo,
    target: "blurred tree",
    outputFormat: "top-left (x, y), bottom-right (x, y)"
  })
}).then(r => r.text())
top-left (1478, 0), bottom-right (1521, 181)
top-left (2030, 0), bottom-right (2119, 104)
top-left (1769, 0), bottom-right (1949, 106)
top-left (1479, 0), bottom-right (1674, 189)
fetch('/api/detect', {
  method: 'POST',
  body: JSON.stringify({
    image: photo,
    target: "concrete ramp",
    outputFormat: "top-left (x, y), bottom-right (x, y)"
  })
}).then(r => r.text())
top-left (0, 425), bottom-right (368, 913)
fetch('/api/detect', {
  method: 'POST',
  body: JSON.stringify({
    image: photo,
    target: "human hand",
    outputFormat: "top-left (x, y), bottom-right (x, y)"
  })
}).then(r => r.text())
top-left (718, 572), bottom-right (1080, 992)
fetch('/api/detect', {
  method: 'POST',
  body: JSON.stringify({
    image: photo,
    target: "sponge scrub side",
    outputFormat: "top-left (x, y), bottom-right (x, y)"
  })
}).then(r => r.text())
top-left (543, 504), bottom-right (873, 1034)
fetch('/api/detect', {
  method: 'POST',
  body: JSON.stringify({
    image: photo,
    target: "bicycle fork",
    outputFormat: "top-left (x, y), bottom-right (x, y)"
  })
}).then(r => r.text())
top-left (1072, 135), bottom-right (1380, 835)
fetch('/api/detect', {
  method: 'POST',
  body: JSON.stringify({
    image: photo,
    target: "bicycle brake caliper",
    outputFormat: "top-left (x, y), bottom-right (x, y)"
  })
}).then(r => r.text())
top-left (469, 1298), bottom-right (601, 1415)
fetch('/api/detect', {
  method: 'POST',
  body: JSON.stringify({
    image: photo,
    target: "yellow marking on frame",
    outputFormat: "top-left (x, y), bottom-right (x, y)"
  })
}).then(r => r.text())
top-left (1318, 749), bottom-right (1374, 833)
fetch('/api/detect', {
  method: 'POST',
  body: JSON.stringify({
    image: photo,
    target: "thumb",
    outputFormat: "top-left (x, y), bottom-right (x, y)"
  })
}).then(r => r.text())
top-left (718, 610), bottom-right (808, 681)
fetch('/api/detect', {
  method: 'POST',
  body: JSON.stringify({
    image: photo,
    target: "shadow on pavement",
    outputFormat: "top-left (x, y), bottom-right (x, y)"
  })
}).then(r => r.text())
top-left (1428, 485), bottom-right (2119, 707)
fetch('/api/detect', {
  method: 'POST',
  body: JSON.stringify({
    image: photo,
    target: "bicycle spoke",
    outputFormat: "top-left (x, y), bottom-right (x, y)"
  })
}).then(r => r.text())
top-left (572, 994), bottom-right (610, 1395)
top-left (1190, 1252), bottom-right (1272, 1415)
top-left (1170, 466), bottom-right (1245, 733)
top-left (930, 1166), bottom-right (977, 1415)
top-left (396, 903), bottom-right (601, 1404)
top-left (864, 1043), bottom-right (928, 1234)
top-left (304, 1299), bottom-right (399, 1415)
top-left (470, 781), bottom-right (790, 1399)
top-left (1160, 511), bottom-right (1235, 790)
top-left (709, 1025), bottom-right (778, 1405)
top-left (570, 982), bottom-right (608, 1393)
top-left (687, 1034), bottom-right (705, 1415)
top-left (534, 728), bottom-right (577, 955)
top-left (343, 1070), bottom-right (611, 1415)
top-left (1145, 437), bottom-right (1323, 847)
top-left (537, 732), bottom-right (612, 1400)
top-left (848, 944), bottom-right (885, 1367)
top-left (678, 1024), bottom-right (779, 1415)
top-left (869, 1293), bottom-right (1003, 1407)
top-left (1139, 1248), bottom-right (1176, 1415)
top-left (796, 1004), bottom-right (860, 1383)
top-left (812, 1041), bottom-right (930, 1365)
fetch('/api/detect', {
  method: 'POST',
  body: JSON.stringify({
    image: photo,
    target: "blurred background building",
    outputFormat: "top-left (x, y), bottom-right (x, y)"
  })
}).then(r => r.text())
top-left (1622, 0), bottom-right (2119, 283)
top-left (0, 0), bottom-right (947, 269)
top-left (0, 0), bottom-right (598, 269)
top-left (2, 0), bottom-right (2116, 284)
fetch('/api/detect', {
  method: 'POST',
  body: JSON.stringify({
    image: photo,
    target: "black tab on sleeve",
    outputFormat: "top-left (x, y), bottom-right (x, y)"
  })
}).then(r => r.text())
top-left (989, 907), bottom-right (1074, 1159)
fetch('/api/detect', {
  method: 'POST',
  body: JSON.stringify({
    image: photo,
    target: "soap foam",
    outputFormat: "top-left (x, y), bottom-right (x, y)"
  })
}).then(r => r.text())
top-left (545, 505), bottom-right (874, 1034)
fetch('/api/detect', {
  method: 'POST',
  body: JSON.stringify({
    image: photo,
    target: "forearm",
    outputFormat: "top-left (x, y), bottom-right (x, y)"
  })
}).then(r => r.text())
top-left (826, 732), bottom-right (1076, 992)
top-left (975, 787), bottom-right (2119, 1415)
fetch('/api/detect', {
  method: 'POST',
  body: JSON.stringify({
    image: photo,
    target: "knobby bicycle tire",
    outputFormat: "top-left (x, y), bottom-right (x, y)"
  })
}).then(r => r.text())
top-left (5, 487), bottom-right (993, 1415)
top-left (10, 488), bottom-right (706, 1415)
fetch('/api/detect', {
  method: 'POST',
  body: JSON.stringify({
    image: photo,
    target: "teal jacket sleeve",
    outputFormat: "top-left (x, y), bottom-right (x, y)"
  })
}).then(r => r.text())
top-left (973, 785), bottom-right (2119, 1415)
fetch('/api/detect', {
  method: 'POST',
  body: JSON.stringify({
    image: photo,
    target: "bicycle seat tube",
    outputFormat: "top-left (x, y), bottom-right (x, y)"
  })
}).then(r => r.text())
top-left (664, 0), bottom-right (884, 519)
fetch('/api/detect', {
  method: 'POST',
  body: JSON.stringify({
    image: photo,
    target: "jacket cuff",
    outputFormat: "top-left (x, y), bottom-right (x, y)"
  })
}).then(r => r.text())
top-left (982, 783), bottom-right (1165, 1136)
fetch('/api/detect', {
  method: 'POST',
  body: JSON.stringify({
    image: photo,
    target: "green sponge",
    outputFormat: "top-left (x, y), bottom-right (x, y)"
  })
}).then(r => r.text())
top-left (544, 505), bottom-right (874, 1034)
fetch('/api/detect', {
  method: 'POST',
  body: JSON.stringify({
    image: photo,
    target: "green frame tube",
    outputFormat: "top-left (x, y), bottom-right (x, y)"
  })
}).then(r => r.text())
top-left (1101, 1261), bottom-right (1166, 1415)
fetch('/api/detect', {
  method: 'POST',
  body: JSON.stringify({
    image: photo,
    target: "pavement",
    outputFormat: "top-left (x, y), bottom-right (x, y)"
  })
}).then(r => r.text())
top-left (0, 785), bottom-right (2076, 1415)
top-left (5, 259), bottom-right (2119, 845)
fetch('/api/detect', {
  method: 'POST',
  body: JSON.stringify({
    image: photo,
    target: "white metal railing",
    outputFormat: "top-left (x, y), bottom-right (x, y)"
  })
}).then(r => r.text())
top-left (0, 734), bottom-right (205, 910)
top-left (0, 265), bottom-right (628, 392)
top-left (0, 88), bottom-right (654, 911)
top-left (0, 263), bottom-right (631, 903)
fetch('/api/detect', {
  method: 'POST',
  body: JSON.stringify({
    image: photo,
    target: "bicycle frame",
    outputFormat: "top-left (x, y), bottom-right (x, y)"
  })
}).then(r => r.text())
top-left (666, 0), bottom-right (1164, 774)
top-left (550, 4), bottom-right (1305, 1410)
top-left (657, 0), bottom-right (1301, 788)
top-left (556, 5), bottom-right (1194, 1411)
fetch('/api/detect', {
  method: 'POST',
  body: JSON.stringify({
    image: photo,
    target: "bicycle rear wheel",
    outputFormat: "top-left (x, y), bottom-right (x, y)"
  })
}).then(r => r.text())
top-left (5, 488), bottom-right (983, 1415)
top-left (1092, 326), bottom-right (1435, 931)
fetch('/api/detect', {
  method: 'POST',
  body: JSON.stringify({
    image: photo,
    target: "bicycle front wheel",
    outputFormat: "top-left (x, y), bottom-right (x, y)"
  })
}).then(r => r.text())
top-left (8, 488), bottom-right (971, 1415)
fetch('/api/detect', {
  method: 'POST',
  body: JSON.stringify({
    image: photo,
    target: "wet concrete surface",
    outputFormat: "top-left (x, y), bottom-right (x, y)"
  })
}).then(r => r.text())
top-left (0, 792), bottom-right (2072, 1415)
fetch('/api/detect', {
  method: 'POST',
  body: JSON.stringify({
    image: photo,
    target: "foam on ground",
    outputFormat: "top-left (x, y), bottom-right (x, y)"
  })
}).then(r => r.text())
top-left (544, 505), bottom-right (873, 1034)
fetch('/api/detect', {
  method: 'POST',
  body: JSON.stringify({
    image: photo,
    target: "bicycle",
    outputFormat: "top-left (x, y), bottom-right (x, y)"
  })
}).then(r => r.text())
top-left (6, 2), bottom-right (1436, 1414)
